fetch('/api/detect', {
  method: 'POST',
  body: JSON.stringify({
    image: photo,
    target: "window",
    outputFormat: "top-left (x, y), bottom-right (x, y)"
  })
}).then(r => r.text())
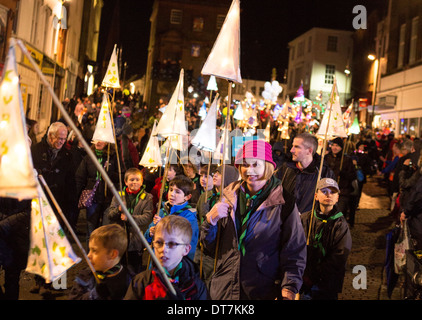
top-left (409, 17), bottom-right (419, 64)
top-left (290, 46), bottom-right (295, 61)
top-left (400, 118), bottom-right (408, 135)
top-left (216, 14), bottom-right (225, 29)
top-left (294, 66), bottom-right (303, 89)
top-left (289, 71), bottom-right (293, 89)
top-left (308, 36), bottom-right (312, 52)
top-left (193, 17), bottom-right (204, 32)
top-left (325, 64), bottom-right (335, 84)
top-left (250, 86), bottom-right (256, 95)
top-left (327, 36), bottom-right (337, 52)
top-left (409, 118), bottom-right (418, 137)
top-left (170, 9), bottom-right (182, 24)
top-left (191, 44), bottom-right (200, 57)
top-left (398, 23), bottom-right (406, 68)
top-left (297, 41), bottom-right (304, 58)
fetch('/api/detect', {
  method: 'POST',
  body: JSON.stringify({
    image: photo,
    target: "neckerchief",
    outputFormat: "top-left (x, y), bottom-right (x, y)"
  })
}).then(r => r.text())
top-left (95, 150), bottom-right (104, 180)
top-left (164, 261), bottom-right (183, 285)
top-left (163, 202), bottom-right (192, 217)
top-left (207, 187), bottom-right (220, 209)
top-left (124, 186), bottom-right (146, 214)
top-left (95, 263), bottom-right (122, 281)
top-left (236, 176), bottom-right (281, 256)
top-left (312, 208), bottom-right (343, 258)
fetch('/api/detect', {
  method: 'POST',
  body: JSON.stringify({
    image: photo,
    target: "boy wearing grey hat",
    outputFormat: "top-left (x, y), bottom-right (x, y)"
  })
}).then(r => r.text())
top-left (299, 178), bottom-right (352, 300)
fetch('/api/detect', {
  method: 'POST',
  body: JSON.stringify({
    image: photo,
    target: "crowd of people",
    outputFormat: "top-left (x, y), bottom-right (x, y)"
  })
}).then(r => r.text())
top-left (1, 89), bottom-right (421, 301)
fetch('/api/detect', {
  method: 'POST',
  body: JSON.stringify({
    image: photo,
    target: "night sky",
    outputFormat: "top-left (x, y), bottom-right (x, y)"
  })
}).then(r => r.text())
top-left (98, 0), bottom-right (386, 82)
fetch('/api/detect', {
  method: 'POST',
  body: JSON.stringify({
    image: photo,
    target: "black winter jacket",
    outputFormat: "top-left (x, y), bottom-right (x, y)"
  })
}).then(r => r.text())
top-left (300, 205), bottom-right (352, 294)
top-left (324, 152), bottom-right (357, 197)
top-left (276, 153), bottom-right (335, 214)
top-left (124, 257), bottom-right (208, 300)
top-left (31, 137), bottom-right (77, 213)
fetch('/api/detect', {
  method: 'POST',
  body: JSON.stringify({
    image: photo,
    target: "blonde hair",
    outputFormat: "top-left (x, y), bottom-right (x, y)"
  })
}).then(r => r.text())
top-left (239, 161), bottom-right (275, 182)
top-left (155, 215), bottom-right (192, 245)
top-left (124, 167), bottom-right (143, 182)
top-left (90, 224), bottom-right (128, 258)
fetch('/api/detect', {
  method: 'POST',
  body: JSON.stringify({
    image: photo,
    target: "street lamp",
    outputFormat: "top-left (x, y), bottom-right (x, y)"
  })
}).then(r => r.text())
top-left (368, 53), bottom-right (380, 128)
top-left (344, 64), bottom-right (351, 102)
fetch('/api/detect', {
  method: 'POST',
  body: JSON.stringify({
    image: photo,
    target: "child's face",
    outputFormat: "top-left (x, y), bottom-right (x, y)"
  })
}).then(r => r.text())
top-left (168, 185), bottom-right (190, 206)
top-left (315, 187), bottom-right (339, 207)
top-left (184, 164), bottom-right (196, 178)
top-left (239, 159), bottom-right (266, 183)
top-left (153, 228), bottom-right (190, 274)
top-left (88, 239), bottom-right (117, 272)
top-left (125, 173), bottom-right (143, 192)
top-left (212, 171), bottom-right (222, 188)
top-left (166, 168), bottom-right (176, 181)
top-left (200, 173), bottom-right (213, 190)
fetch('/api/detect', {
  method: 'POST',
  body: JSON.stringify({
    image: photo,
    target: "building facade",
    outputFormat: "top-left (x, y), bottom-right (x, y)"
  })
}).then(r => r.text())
top-left (373, 0), bottom-right (422, 137)
top-left (286, 27), bottom-right (353, 107)
top-left (0, 0), bottom-right (102, 137)
top-left (144, 0), bottom-right (231, 108)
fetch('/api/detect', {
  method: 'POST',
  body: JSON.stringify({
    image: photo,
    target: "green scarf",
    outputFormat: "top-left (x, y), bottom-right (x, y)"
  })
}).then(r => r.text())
top-left (236, 175), bottom-right (281, 256)
top-left (125, 186), bottom-right (146, 214)
top-left (95, 149), bottom-right (104, 180)
top-left (312, 208), bottom-right (343, 258)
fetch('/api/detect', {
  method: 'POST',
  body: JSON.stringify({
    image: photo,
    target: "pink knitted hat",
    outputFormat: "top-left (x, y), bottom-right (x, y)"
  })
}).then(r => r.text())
top-left (234, 140), bottom-right (276, 168)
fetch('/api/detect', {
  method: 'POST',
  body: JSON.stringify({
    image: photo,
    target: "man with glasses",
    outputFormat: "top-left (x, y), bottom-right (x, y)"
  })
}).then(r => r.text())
top-left (30, 121), bottom-right (78, 297)
top-left (299, 178), bottom-right (352, 300)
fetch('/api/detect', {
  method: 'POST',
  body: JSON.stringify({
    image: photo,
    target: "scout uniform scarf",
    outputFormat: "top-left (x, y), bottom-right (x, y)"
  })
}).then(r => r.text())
top-left (235, 176), bottom-right (281, 256)
top-left (312, 208), bottom-right (343, 259)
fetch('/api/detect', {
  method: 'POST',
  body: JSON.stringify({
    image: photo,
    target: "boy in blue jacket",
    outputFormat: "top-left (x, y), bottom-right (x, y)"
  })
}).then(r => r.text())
top-left (145, 175), bottom-right (199, 259)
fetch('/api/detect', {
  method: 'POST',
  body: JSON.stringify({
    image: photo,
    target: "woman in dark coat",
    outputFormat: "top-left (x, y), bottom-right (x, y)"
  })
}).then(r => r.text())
top-left (75, 141), bottom-right (120, 242)
top-left (200, 140), bottom-right (306, 300)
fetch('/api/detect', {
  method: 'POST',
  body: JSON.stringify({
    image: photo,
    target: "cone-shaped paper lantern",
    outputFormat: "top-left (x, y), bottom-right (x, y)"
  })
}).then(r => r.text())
top-left (280, 122), bottom-right (290, 140)
top-left (139, 121), bottom-right (162, 168)
top-left (201, 0), bottom-right (242, 83)
top-left (91, 93), bottom-right (115, 144)
top-left (349, 116), bottom-right (361, 135)
top-left (280, 96), bottom-right (292, 119)
top-left (191, 95), bottom-right (219, 152)
top-left (213, 129), bottom-right (230, 161)
top-left (162, 135), bottom-right (188, 152)
top-left (0, 40), bottom-right (38, 199)
top-left (102, 44), bottom-right (120, 88)
top-left (233, 103), bottom-right (244, 120)
top-left (207, 75), bottom-right (218, 91)
top-left (293, 82), bottom-right (305, 102)
top-left (316, 78), bottom-right (348, 138)
top-left (155, 69), bottom-right (188, 138)
top-left (343, 102), bottom-right (353, 131)
top-left (264, 122), bottom-right (271, 142)
top-left (26, 184), bottom-right (81, 283)
top-left (198, 101), bottom-right (207, 120)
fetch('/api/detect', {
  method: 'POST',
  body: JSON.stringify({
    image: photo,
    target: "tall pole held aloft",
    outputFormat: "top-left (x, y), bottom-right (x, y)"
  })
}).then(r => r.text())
top-left (16, 39), bottom-right (177, 297)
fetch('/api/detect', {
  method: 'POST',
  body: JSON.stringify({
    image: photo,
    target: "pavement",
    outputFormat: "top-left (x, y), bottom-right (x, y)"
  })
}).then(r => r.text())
top-left (338, 175), bottom-right (403, 300)
top-left (1, 175), bottom-right (406, 300)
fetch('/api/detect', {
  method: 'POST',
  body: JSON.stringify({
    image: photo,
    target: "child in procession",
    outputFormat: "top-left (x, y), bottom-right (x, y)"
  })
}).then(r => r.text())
top-left (300, 178), bottom-right (352, 300)
top-left (194, 164), bottom-right (239, 282)
top-left (105, 168), bottom-right (154, 274)
top-left (145, 175), bottom-right (199, 260)
top-left (125, 215), bottom-right (208, 300)
top-left (68, 224), bottom-right (132, 300)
